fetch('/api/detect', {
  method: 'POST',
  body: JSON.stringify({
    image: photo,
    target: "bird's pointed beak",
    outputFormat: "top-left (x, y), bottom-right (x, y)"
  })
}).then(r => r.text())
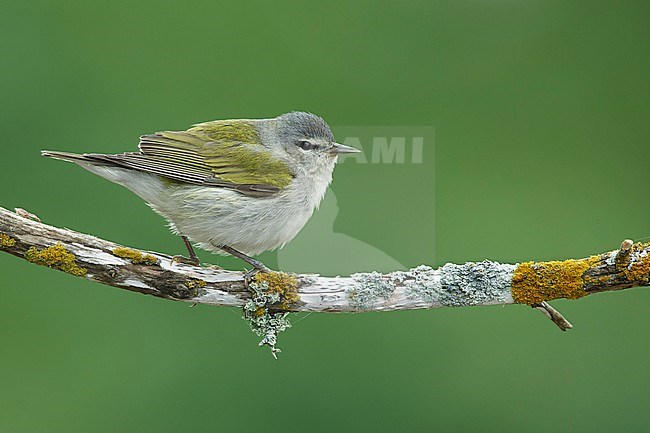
top-left (329, 142), bottom-right (361, 155)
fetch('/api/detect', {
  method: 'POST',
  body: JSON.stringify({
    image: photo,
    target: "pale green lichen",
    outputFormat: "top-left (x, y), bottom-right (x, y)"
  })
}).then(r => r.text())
top-left (397, 265), bottom-right (438, 302)
top-left (437, 261), bottom-right (515, 307)
top-left (1, 234), bottom-right (16, 248)
top-left (242, 272), bottom-right (299, 358)
top-left (372, 262), bottom-right (514, 308)
top-left (112, 247), bottom-right (158, 265)
top-left (25, 244), bottom-right (87, 277)
top-left (348, 271), bottom-right (395, 309)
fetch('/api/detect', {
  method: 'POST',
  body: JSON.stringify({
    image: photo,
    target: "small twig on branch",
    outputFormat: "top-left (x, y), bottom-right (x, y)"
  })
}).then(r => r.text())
top-left (531, 301), bottom-right (573, 331)
top-left (1, 205), bottom-right (649, 343)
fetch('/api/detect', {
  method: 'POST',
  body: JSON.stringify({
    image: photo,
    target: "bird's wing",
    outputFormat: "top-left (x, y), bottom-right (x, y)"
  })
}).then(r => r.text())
top-left (87, 121), bottom-right (294, 197)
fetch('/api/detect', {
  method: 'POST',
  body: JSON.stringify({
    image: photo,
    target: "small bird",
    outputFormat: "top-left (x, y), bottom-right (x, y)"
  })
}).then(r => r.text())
top-left (42, 111), bottom-right (359, 272)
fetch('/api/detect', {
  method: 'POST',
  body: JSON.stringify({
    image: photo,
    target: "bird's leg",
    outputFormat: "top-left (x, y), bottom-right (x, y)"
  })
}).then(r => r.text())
top-left (182, 236), bottom-right (200, 263)
top-left (219, 244), bottom-right (271, 278)
top-left (171, 236), bottom-right (201, 266)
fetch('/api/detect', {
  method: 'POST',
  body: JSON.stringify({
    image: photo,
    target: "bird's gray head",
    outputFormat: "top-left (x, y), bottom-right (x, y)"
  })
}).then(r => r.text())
top-left (270, 112), bottom-right (359, 175)
top-left (277, 111), bottom-right (335, 146)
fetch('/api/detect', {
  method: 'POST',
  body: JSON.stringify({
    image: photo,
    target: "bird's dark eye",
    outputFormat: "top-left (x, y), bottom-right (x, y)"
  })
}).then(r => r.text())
top-left (297, 140), bottom-right (316, 150)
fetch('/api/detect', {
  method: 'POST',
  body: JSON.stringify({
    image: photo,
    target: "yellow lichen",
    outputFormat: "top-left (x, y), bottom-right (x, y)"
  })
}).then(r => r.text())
top-left (253, 271), bottom-right (300, 310)
top-left (112, 247), bottom-right (158, 265)
top-left (584, 274), bottom-right (611, 286)
top-left (25, 244), bottom-right (87, 277)
top-left (511, 256), bottom-right (600, 304)
top-left (603, 242), bottom-right (650, 287)
top-left (624, 246), bottom-right (650, 285)
top-left (1, 234), bottom-right (16, 248)
top-left (512, 242), bottom-right (650, 304)
top-left (186, 279), bottom-right (207, 289)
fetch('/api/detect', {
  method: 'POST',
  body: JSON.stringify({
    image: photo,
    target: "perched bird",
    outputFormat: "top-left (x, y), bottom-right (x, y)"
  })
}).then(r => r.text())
top-left (42, 111), bottom-right (359, 271)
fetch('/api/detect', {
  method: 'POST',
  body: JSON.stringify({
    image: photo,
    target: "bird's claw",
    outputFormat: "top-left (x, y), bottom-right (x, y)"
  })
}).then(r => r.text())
top-left (171, 255), bottom-right (201, 266)
top-left (244, 264), bottom-right (271, 285)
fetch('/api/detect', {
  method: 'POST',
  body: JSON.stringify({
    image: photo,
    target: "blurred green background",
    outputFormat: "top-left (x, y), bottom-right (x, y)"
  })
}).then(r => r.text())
top-left (1, 1), bottom-right (649, 432)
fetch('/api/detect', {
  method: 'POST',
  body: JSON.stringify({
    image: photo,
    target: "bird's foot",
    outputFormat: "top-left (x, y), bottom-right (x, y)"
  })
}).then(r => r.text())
top-left (244, 264), bottom-right (271, 282)
top-left (171, 255), bottom-right (201, 267)
top-left (218, 244), bottom-right (271, 282)
top-left (175, 235), bottom-right (201, 266)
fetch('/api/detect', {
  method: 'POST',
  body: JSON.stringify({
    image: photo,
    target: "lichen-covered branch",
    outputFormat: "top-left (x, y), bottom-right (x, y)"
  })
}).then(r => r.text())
top-left (1, 206), bottom-right (649, 316)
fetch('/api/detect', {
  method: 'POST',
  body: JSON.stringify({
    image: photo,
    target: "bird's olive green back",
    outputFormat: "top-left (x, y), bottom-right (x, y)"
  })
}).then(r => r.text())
top-left (131, 120), bottom-right (294, 193)
top-left (189, 121), bottom-right (294, 188)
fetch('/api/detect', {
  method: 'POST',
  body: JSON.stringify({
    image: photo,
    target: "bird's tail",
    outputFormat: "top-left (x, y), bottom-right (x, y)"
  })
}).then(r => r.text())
top-left (41, 149), bottom-right (166, 203)
top-left (41, 150), bottom-right (97, 164)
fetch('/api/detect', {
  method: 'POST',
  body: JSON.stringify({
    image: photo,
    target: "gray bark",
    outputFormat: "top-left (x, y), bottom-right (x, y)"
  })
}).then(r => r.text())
top-left (1, 206), bottom-right (648, 317)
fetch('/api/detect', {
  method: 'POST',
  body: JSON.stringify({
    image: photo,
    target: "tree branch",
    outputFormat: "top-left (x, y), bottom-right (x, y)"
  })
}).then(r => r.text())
top-left (1, 206), bottom-right (649, 320)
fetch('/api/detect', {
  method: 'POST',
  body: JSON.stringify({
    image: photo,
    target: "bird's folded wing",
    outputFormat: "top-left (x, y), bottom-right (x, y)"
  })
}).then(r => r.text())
top-left (86, 127), bottom-right (294, 197)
